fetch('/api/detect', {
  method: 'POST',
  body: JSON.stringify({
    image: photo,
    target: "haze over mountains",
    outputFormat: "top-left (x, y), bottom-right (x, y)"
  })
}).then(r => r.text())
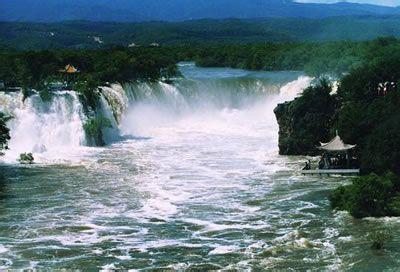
top-left (1, 0), bottom-right (400, 22)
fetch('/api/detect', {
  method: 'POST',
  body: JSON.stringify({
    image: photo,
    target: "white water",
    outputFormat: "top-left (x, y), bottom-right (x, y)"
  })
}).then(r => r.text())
top-left (4, 67), bottom-right (392, 270)
top-left (114, 74), bottom-right (312, 220)
top-left (0, 91), bottom-right (88, 164)
top-left (0, 73), bottom-right (311, 165)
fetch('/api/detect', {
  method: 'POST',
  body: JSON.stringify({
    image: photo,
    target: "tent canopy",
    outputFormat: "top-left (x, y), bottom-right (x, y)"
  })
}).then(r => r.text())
top-left (317, 135), bottom-right (356, 152)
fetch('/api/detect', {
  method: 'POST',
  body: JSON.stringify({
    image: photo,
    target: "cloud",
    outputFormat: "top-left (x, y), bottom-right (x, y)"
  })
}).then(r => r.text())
top-left (294, 0), bottom-right (400, 7)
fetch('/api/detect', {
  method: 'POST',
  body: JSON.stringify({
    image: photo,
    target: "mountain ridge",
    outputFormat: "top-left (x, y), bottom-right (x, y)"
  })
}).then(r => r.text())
top-left (1, 0), bottom-right (400, 22)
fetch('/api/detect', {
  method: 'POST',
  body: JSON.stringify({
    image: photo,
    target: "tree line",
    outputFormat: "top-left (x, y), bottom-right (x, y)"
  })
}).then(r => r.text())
top-left (0, 37), bottom-right (399, 169)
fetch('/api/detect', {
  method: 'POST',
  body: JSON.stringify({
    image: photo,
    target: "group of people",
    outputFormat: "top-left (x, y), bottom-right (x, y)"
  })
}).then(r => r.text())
top-left (377, 81), bottom-right (396, 96)
top-left (319, 153), bottom-right (349, 169)
top-left (303, 153), bottom-right (352, 170)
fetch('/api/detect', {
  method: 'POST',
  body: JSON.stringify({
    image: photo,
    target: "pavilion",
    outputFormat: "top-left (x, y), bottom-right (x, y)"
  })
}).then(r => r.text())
top-left (301, 133), bottom-right (359, 176)
top-left (317, 132), bottom-right (356, 169)
top-left (59, 64), bottom-right (80, 81)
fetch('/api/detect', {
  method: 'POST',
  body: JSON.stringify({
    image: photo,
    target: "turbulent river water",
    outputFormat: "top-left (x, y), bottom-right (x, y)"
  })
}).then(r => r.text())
top-left (0, 63), bottom-right (400, 270)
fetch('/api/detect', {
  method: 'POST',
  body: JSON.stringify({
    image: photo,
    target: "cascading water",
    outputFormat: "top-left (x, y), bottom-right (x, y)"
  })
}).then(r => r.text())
top-left (2, 64), bottom-right (384, 270)
top-left (0, 91), bottom-right (87, 163)
top-left (110, 67), bottom-right (313, 223)
top-left (114, 65), bottom-right (311, 146)
top-left (0, 64), bottom-right (310, 164)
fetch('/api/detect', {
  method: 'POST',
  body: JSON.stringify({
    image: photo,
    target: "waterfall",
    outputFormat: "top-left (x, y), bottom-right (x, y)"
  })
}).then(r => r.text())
top-left (0, 91), bottom-right (87, 163)
top-left (278, 76), bottom-right (312, 102)
top-left (100, 84), bottom-right (129, 124)
top-left (0, 66), bottom-right (311, 164)
top-left (118, 75), bottom-right (312, 145)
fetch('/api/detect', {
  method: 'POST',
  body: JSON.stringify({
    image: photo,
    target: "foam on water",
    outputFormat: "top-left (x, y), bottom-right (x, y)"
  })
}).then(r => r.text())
top-left (0, 66), bottom-right (366, 270)
top-left (0, 245), bottom-right (8, 254)
top-left (115, 75), bottom-right (312, 221)
top-left (0, 91), bottom-right (91, 164)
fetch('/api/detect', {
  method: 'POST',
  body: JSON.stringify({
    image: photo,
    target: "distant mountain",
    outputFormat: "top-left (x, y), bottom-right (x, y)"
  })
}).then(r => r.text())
top-left (3, 16), bottom-right (400, 50)
top-left (1, 0), bottom-right (400, 22)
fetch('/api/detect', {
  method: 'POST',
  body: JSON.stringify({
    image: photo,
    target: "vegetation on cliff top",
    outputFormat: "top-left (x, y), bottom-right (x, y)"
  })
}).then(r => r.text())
top-left (192, 42), bottom-right (365, 76)
top-left (0, 47), bottom-right (180, 90)
top-left (0, 47), bottom-right (180, 146)
top-left (274, 79), bottom-right (337, 156)
top-left (327, 48), bottom-right (400, 217)
top-left (337, 40), bottom-right (400, 175)
top-left (271, 38), bottom-right (400, 218)
top-left (1, 38), bottom-right (397, 90)
top-left (1, 36), bottom-right (399, 156)
top-left (275, 37), bottom-right (400, 175)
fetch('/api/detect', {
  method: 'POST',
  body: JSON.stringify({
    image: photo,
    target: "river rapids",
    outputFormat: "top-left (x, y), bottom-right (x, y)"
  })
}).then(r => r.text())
top-left (0, 63), bottom-right (399, 270)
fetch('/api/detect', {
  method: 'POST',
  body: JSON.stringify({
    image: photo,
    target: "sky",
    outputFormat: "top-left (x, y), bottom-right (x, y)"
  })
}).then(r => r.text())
top-left (295, 0), bottom-right (400, 6)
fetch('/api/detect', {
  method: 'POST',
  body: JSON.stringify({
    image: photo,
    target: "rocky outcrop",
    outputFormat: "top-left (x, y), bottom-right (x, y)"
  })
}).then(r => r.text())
top-left (274, 80), bottom-right (337, 156)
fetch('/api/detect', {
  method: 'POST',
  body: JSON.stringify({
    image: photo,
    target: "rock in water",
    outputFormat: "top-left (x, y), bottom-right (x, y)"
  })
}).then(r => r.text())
top-left (18, 153), bottom-right (34, 164)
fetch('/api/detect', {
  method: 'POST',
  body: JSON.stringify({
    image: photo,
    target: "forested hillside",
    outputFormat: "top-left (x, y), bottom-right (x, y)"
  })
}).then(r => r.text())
top-left (3, 16), bottom-right (400, 50)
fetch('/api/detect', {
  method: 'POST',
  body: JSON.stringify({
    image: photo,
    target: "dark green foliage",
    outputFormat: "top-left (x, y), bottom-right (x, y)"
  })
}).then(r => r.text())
top-left (371, 241), bottom-right (384, 250)
top-left (0, 47), bottom-right (180, 91)
top-left (337, 40), bottom-right (400, 174)
top-left (83, 116), bottom-right (112, 146)
top-left (273, 38), bottom-right (400, 174)
top-left (3, 17), bottom-right (400, 50)
top-left (0, 112), bottom-right (11, 154)
top-left (361, 113), bottom-right (400, 175)
top-left (161, 64), bottom-right (181, 79)
top-left (274, 79), bottom-right (337, 155)
top-left (21, 88), bottom-right (32, 102)
top-left (39, 89), bottom-right (52, 102)
top-left (0, 47), bottom-right (180, 147)
top-left (193, 42), bottom-right (365, 77)
top-left (18, 153), bottom-right (34, 164)
top-left (2, 38), bottom-right (400, 89)
top-left (74, 77), bottom-right (101, 110)
top-left (330, 173), bottom-right (400, 218)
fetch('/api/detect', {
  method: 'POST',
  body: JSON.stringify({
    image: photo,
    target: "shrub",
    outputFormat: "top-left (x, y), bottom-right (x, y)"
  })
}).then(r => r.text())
top-left (83, 115), bottom-right (112, 146)
top-left (330, 172), bottom-right (400, 218)
top-left (74, 77), bottom-right (101, 110)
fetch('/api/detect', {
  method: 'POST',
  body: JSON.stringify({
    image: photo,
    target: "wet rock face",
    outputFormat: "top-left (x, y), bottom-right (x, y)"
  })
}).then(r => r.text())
top-left (274, 80), bottom-right (337, 156)
top-left (274, 101), bottom-right (320, 156)
top-left (274, 101), bottom-right (305, 155)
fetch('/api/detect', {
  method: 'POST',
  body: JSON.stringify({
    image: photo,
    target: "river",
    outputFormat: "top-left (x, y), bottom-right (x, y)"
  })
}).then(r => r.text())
top-left (0, 63), bottom-right (399, 270)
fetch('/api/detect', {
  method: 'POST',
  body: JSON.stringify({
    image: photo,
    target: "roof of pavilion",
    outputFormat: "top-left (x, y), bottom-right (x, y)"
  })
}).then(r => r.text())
top-left (317, 134), bottom-right (356, 152)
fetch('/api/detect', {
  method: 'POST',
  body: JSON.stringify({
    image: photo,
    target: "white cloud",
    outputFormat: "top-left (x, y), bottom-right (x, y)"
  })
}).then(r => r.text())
top-left (294, 0), bottom-right (400, 7)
